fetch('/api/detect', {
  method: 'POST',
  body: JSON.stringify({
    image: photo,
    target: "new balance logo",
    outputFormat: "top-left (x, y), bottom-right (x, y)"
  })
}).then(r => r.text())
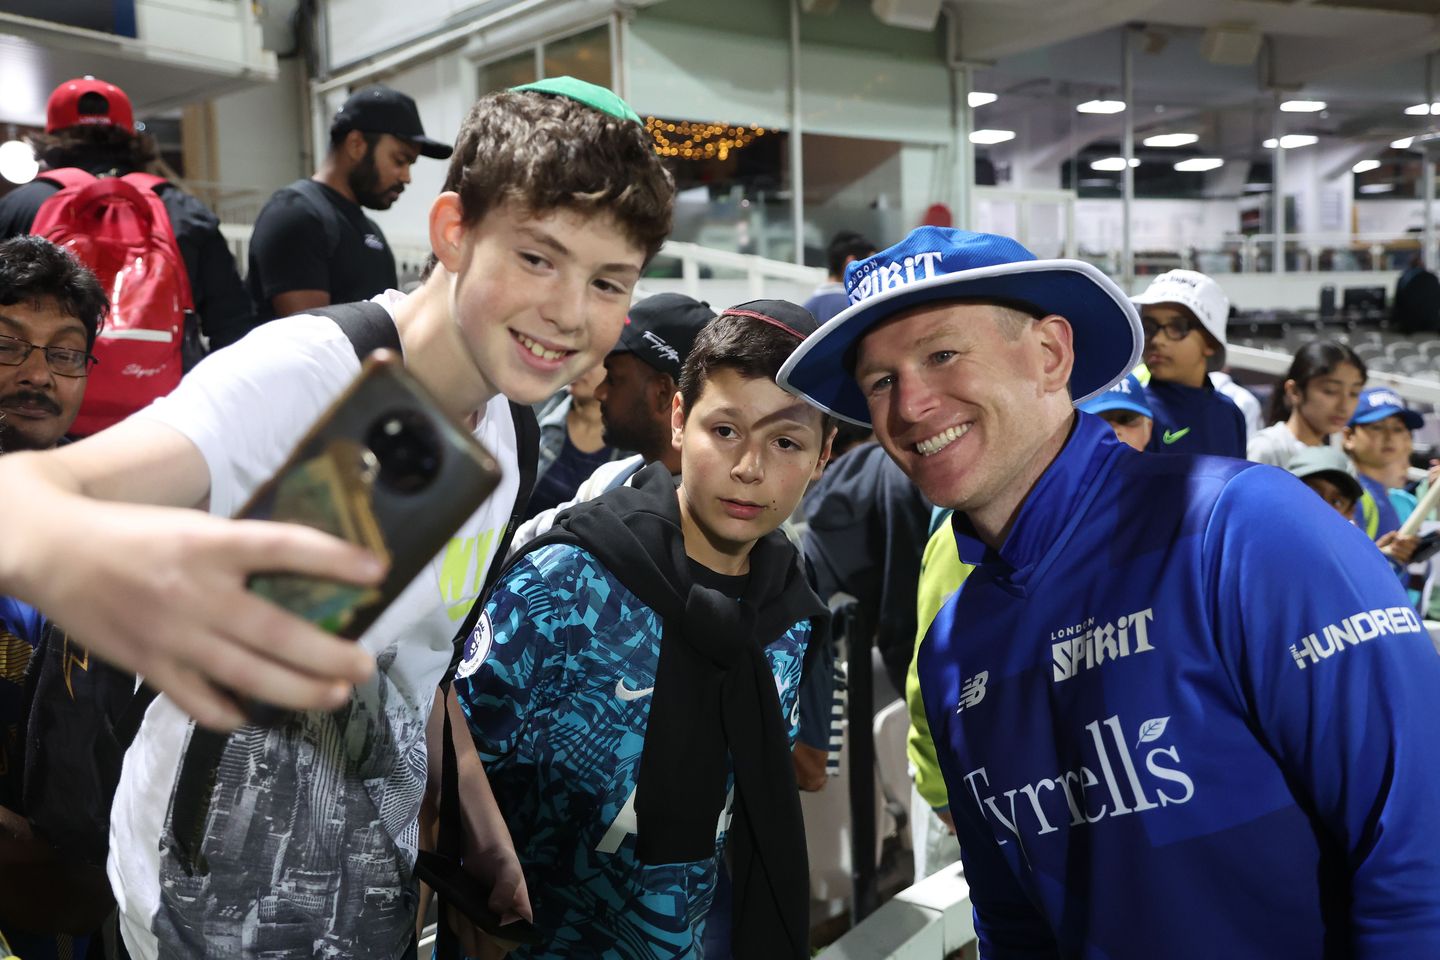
top-left (954, 671), bottom-right (988, 713)
top-left (1051, 608), bottom-right (1155, 682)
top-left (1289, 605), bottom-right (1423, 670)
top-left (616, 679), bottom-right (654, 701)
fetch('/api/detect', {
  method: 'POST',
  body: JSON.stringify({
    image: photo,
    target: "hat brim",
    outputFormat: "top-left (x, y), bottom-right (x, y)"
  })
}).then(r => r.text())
top-left (1351, 407), bottom-right (1424, 430)
top-left (408, 135), bottom-right (454, 160)
top-left (1292, 468), bottom-right (1365, 505)
top-left (777, 259), bottom-right (1142, 426)
top-left (1079, 397), bottom-right (1152, 419)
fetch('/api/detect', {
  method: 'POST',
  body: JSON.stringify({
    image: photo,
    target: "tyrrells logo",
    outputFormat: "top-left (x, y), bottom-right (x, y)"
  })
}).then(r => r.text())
top-left (640, 330), bottom-right (679, 364)
top-left (1051, 607), bottom-right (1155, 682)
top-left (848, 251), bottom-right (945, 303)
top-left (1290, 604), bottom-right (1423, 670)
top-left (962, 713), bottom-right (1194, 846)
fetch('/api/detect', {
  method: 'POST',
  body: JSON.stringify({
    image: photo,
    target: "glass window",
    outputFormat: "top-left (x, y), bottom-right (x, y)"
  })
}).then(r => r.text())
top-left (543, 25), bottom-right (611, 88)
top-left (479, 50), bottom-right (538, 95)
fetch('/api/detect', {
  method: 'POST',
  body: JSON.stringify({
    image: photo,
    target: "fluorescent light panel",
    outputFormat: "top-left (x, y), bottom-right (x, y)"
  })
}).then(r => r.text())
top-left (968, 92), bottom-right (998, 108)
top-left (1143, 133), bottom-right (1199, 148)
top-left (1351, 159), bottom-right (1381, 174)
top-left (1262, 134), bottom-right (1319, 149)
top-left (1089, 157), bottom-right (1139, 171)
top-left (1077, 99), bottom-right (1126, 114)
top-left (1404, 102), bottom-right (1440, 116)
top-left (969, 129), bottom-right (1016, 144)
top-left (1392, 137), bottom-right (1415, 149)
top-left (1279, 100), bottom-right (1326, 113)
top-left (1359, 183), bottom-right (1395, 194)
top-left (1174, 158), bottom-right (1224, 172)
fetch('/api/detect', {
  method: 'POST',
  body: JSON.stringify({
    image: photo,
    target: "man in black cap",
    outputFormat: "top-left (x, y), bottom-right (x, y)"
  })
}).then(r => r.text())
top-left (247, 84), bottom-right (454, 321)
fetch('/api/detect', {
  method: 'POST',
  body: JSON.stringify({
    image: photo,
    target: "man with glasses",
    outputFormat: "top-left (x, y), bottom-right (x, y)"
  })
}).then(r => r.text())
top-left (1132, 269), bottom-right (1246, 457)
top-left (0, 235), bottom-right (113, 960)
top-left (0, 236), bottom-right (102, 452)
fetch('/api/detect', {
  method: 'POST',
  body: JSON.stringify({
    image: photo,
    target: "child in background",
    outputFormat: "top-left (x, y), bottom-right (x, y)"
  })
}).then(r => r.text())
top-left (1131, 269), bottom-right (1246, 457)
top-left (1249, 340), bottom-right (1367, 467)
top-left (1287, 445), bottom-right (1421, 570)
top-left (1077, 371), bottom-right (1153, 451)
top-left (454, 302), bottom-right (835, 959)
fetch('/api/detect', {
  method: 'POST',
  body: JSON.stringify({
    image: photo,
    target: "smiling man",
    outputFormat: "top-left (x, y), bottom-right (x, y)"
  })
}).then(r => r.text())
top-left (247, 84), bottom-right (453, 322)
top-left (779, 226), bottom-right (1440, 958)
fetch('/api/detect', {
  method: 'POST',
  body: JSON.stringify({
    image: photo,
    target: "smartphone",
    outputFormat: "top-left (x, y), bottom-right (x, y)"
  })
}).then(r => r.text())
top-left (1411, 530), bottom-right (1440, 566)
top-left (414, 850), bottom-right (543, 946)
top-left (235, 349), bottom-right (502, 723)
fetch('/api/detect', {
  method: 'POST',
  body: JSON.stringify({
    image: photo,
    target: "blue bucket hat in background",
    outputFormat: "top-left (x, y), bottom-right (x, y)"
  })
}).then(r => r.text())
top-left (776, 226), bottom-right (1142, 426)
top-left (1078, 372), bottom-right (1152, 419)
top-left (1349, 387), bottom-right (1423, 429)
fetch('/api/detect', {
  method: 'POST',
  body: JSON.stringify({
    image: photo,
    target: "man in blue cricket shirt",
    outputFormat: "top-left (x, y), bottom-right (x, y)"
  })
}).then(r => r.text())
top-left (1132, 269), bottom-right (1246, 458)
top-left (778, 225), bottom-right (1440, 958)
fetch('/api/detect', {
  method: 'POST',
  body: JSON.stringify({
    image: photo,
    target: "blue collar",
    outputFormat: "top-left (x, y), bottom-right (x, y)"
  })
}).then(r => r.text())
top-left (952, 412), bottom-right (1126, 589)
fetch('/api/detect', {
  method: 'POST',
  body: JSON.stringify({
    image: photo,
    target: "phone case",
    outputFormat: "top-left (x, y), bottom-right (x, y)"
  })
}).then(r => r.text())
top-left (235, 350), bottom-right (502, 719)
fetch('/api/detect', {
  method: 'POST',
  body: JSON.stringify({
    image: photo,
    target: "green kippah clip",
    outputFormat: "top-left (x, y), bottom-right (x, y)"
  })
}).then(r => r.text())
top-left (510, 76), bottom-right (642, 125)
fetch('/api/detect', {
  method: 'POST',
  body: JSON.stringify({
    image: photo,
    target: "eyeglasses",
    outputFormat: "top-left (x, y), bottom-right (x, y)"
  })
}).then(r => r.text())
top-left (0, 335), bottom-right (97, 378)
top-left (1141, 316), bottom-right (1196, 342)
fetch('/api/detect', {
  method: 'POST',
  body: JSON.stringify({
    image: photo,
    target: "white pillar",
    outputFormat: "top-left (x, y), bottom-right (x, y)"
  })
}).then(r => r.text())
top-left (1424, 54), bottom-right (1436, 269)
top-left (789, 0), bottom-right (805, 266)
top-left (1272, 92), bottom-right (1286, 276)
top-left (1121, 28), bottom-right (1134, 291)
top-left (950, 63), bottom-right (974, 230)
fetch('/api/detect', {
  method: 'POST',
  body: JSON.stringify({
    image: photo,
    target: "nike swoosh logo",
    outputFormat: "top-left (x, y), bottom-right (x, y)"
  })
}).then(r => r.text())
top-left (616, 679), bottom-right (654, 701)
top-left (1162, 427), bottom-right (1191, 445)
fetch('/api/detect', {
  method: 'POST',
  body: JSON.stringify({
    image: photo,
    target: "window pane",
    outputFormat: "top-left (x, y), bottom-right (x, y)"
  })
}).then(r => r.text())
top-left (543, 25), bottom-right (611, 88)
top-left (479, 50), bottom-right (538, 95)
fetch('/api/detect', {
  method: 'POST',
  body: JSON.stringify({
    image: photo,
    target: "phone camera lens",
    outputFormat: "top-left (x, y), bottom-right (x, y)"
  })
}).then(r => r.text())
top-left (366, 410), bottom-right (442, 494)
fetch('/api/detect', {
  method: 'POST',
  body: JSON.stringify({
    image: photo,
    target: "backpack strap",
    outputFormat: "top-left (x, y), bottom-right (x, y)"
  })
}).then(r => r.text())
top-left (434, 400), bottom-right (539, 959)
top-left (309, 300), bottom-right (403, 359)
top-left (35, 167), bottom-right (96, 191)
top-left (288, 179), bottom-right (345, 261)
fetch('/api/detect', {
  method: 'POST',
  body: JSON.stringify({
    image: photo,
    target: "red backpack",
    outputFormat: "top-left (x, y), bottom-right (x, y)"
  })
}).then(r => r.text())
top-left (30, 169), bottom-right (194, 436)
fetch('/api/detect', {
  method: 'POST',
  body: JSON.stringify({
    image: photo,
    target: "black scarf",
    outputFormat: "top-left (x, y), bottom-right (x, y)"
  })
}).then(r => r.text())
top-left (518, 462), bottom-right (825, 957)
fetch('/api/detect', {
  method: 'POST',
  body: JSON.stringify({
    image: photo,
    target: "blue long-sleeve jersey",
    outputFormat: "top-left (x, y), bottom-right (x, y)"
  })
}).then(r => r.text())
top-left (918, 412), bottom-right (1440, 959)
top-left (1143, 377), bottom-right (1246, 457)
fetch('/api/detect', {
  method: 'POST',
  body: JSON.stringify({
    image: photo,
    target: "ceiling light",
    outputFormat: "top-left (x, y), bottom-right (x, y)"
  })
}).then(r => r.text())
top-left (969, 129), bottom-right (1016, 144)
top-left (1244, 182), bottom-right (1271, 192)
top-left (1351, 159), bottom-right (1381, 174)
top-left (1359, 183), bottom-right (1395, 194)
top-left (1077, 100), bottom-right (1126, 114)
top-left (0, 140), bottom-right (37, 185)
top-left (1404, 102), bottom-right (1440, 116)
top-left (1174, 158), bottom-right (1224, 172)
top-left (1279, 100), bottom-right (1326, 113)
top-left (1392, 137), bottom-right (1415, 149)
top-left (1089, 157), bottom-right (1139, 171)
top-left (1262, 134), bottom-right (1318, 149)
top-left (968, 92), bottom-right (997, 108)
top-left (1143, 133), bottom-right (1199, 148)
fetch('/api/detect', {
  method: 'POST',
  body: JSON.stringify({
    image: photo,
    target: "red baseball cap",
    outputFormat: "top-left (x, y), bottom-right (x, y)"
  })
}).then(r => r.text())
top-left (46, 76), bottom-right (135, 134)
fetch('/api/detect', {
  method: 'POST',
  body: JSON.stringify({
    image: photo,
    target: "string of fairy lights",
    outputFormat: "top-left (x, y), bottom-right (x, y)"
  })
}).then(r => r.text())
top-left (644, 117), bottom-right (768, 161)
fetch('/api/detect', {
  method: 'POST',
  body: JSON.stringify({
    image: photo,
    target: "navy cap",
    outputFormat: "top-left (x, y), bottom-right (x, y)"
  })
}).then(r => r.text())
top-left (334, 85), bottom-right (452, 160)
top-left (776, 226), bottom-right (1142, 426)
top-left (614, 293), bottom-right (716, 380)
top-left (719, 299), bottom-right (820, 340)
top-left (1349, 387), bottom-right (1423, 430)
top-left (1078, 372), bottom-right (1152, 419)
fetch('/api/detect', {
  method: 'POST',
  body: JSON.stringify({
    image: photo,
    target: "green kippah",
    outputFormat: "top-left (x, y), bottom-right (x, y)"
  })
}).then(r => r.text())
top-left (510, 76), bottom-right (642, 125)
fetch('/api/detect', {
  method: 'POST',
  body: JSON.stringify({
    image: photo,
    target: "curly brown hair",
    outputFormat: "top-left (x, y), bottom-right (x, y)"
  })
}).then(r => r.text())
top-left (440, 89), bottom-right (674, 262)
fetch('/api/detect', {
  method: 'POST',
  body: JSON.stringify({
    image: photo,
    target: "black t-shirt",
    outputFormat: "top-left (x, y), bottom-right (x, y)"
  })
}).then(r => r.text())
top-left (246, 179), bottom-right (398, 322)
top-left (522, 434), bottom-right (616, 521)
top-left (687, 557), bottom-right (750, 600)
top-left (0, 167), bottom-right (256, 350)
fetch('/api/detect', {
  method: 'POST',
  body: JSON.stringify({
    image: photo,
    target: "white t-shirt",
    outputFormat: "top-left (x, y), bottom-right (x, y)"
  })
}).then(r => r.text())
top-left (107, 293), bottom-right (518, 960)
top-left (1209, 372), bottom-right (1263, 441)
top-left (1246, 421), bottom-right (1344, 468)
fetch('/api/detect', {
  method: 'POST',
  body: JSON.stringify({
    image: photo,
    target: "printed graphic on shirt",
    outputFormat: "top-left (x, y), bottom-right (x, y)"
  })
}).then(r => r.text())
top-left (1161, 427), bottom-right (1191, 445)
top-left (1289, 604), bottom-right (1424, 670)
top-left (1050, 608), bottom-right (1156, 682)
top-left (149, 523), bottom-right (509, 960)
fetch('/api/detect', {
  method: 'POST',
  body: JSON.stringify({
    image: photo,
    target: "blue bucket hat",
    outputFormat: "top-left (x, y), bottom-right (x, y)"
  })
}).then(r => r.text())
top-left (1349, 387), bottom-right (1423, 429)
top-left (1078, 372), bottom-right (1152, 419)
top-left (776, 226), bottom-right (1142, 425)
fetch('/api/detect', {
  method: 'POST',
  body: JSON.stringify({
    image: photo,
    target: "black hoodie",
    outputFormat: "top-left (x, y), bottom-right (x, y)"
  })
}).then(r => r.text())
top-left (518, 461), bottom-right (826, 958)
